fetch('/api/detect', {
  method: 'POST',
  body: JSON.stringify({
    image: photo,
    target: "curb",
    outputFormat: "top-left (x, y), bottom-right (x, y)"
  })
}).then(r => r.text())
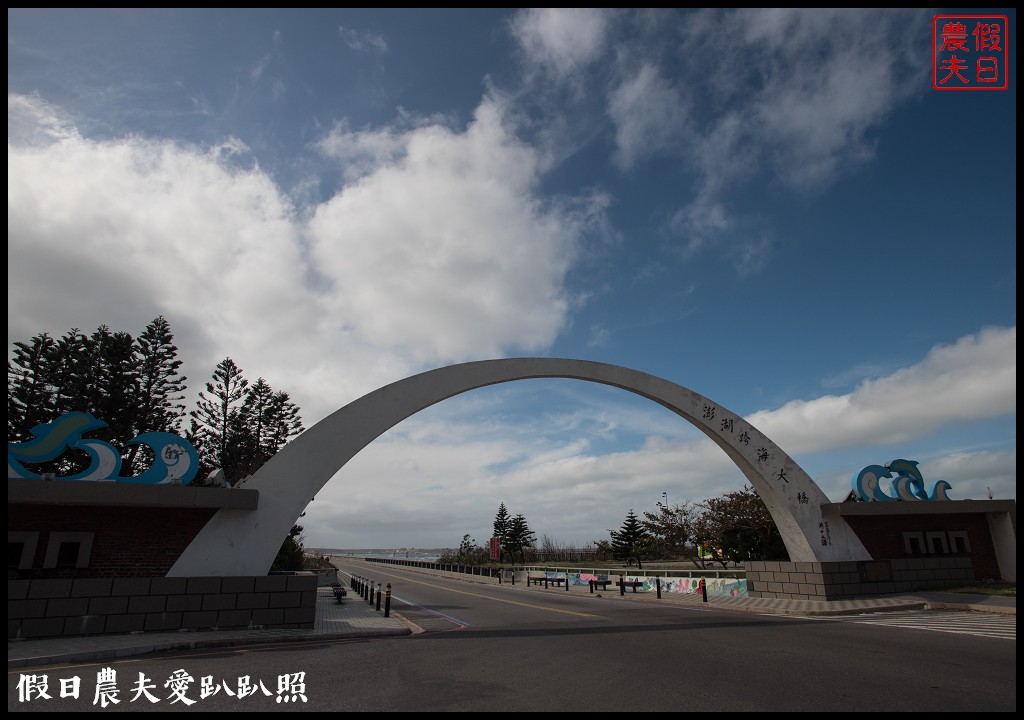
top-left (923, 600), bottom-right (1017, 615)
top-left (8, 627), bottom-right (412, 670)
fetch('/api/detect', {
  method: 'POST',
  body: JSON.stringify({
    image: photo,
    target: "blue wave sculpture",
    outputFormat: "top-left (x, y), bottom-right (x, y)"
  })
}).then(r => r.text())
top-left (8, 412), bottom-right (199, 485)
top-left (851, 458), bottom-right (952, 501)
top-left (852, 464), bottom-right (895, 502)
top-left (123, 432), bottom-right (201, 485)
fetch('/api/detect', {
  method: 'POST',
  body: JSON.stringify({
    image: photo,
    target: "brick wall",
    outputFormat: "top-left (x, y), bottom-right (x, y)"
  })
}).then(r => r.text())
top-left (8, 505), bottom-right (216, 579)
top-left (842, 512), bottom-right (1001, 580)
top-left (745, 558), bottom-right (976, 600)
top-left (8, 574), bottom-right (318, 639)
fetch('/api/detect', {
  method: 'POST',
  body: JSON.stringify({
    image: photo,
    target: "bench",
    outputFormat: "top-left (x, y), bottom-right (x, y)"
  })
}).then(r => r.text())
top-left (331, 584), bottom-right (348, 603)
top-left (616, 579), bottom-right (644, 594)
top-left (527, 576), bottom-right (567, 588)
top-left (588, 579), bottom-right (613, 593)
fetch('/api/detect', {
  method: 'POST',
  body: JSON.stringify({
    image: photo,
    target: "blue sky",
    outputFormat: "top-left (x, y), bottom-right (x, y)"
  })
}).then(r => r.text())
top-left (8, 9), bottom-right (1016, 551)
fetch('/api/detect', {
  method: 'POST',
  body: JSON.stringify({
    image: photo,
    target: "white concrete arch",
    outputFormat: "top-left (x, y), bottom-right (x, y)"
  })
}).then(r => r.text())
top-left (169, 358), bottom-right (870, 576)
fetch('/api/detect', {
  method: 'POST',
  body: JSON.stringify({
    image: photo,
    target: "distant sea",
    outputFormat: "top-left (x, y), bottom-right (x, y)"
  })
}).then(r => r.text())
top-left (311, 548), bottom-right (446, 563)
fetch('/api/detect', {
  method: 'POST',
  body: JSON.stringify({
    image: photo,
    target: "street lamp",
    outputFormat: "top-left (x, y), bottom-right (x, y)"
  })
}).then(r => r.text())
top-left (661, 491), bottom-right (668, 507)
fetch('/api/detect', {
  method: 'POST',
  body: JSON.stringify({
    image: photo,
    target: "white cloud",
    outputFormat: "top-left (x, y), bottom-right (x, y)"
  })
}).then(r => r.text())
top-left (7, 93), bottom-right (80, 146)
top-left (587, 324), bottom-right (610, 347)
top-left (507, 9), bottom-right (926, 272)
top-left (670, 192), bottom-right (732, 255)
top-left (732, 235), bottom-right (775, 278)
top-left (608, 9), bottom-right (929, 266)
top-left (511, 8), bottom-right (611, 78)
top-left (607, 63), bottom-right (687, 171)
top-left (738, 9), bottom-right (920, 190)
top-left (308, 97), bottom-right (595, 364)
top-left (920, 450), bottom-right (1016, 501)
top-left (748, 326), bottom-right (1017, 453)
top-left (338, 26), bottom-right (388, 55)
top-left (250, 54), bottom-right (271, 82)
top-left (8, 93), bottom-right (602, 425)
top-left (316, 120), bottom-right (410, 184)
top-left (302, 405), bottom-right (738, 549)
top-left (8, 97), bottom-right (322, 404)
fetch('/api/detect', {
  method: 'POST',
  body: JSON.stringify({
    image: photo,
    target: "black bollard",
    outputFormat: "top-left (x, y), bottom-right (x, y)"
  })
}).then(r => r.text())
top-left (384, 583), bottom-right (392, 617)
top-left (369, 582), bottom-right (375, 604)
top-left (700, 578), bottom-right (708, 603)
top-left (620, 575), bottom-right (625, 596)
top-left (566, 574), bottom-right (570, 591)
top-left (376, 583), bottom-right (382, 611)
top-left (657, 578), bottom-right (662, 599)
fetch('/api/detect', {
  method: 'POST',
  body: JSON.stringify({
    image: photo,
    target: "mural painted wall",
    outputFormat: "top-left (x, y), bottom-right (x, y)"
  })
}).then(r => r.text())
top-left (545, 572), bottom-right (748, 597)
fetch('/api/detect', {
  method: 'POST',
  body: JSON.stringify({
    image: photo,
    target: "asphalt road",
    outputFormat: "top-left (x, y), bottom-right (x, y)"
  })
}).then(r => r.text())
top-left (8, 560), bottom-right (1016, 712)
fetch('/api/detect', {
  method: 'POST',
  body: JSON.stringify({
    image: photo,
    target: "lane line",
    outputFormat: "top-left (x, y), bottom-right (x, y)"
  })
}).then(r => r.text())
top-left (335, 563), bottom-right (597, 618)
top-left (392, 595), bottom-right (470, 629)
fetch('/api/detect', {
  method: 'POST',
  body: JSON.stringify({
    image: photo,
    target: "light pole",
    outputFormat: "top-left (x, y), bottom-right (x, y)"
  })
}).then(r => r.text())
top-left (661, 491), bottom-right (668, 507)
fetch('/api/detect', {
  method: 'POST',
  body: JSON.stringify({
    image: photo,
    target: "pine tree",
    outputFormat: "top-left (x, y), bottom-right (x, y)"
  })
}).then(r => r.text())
top-left (44, 329), bottom-right (89, 419)
top-left (189, 362), bottom-right (305, 485)
top-left (267, 390), bottom-right (303, 452)
top-left (95, 328), bottom-right (141, 468)
top-left (242, 378), bottom-right (275, 448)
top-left (505, 513), bottom-right (536, 564)
top-left (75, 325), bottom-right (115, 420)
top-left (135, 316), bottom-right (186, 434)
top-left (9, 324), bottom-right (141, 476)
top-left (124, 317), bottom-right (187, 474)
top-left (229, 380), bottom-right (305, 480)
top-left (190, 357), bottom-right (248, 481)
top-left (7, 333), bottom-right (58, 441)
top-left (611, 509), bottom-right (649, 569)
top-left (233, 377), bottom-right (275, 478)
top-left (492, 502), bottom-right (511, 562)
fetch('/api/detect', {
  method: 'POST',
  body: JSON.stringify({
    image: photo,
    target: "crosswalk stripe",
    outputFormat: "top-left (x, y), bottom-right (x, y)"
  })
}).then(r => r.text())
top-left (792, 610), bottom-right (1015, 640)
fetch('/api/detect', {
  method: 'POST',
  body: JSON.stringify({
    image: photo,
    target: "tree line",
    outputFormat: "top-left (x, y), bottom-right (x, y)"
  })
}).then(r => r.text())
top-left (8, 316), bottom-right (303, 485)
top-left (439, 502), bottom-right (538, 565)
top-left (440, 485), bottom-right (787, 568)
top-left (8, 317), bottom-right (307, 569)
top-left (605, 484), bottom-right (788, 568)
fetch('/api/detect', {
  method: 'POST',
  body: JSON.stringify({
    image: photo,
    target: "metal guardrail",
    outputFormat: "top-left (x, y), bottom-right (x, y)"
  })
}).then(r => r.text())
top-left (361, 556), bottom-right (744, 580)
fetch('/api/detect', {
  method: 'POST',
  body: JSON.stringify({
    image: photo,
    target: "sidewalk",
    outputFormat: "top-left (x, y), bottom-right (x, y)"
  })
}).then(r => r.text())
top-left (595, 584), bottom-right (1018, 616)
top-left (8, 573), bottom-right (1014, 670)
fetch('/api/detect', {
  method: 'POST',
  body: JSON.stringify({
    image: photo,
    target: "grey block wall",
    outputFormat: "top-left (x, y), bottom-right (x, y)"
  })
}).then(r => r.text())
top-left (745, 558), bottom-right (975, 600)
top-left (8, 573), bottom-right (317, 639)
